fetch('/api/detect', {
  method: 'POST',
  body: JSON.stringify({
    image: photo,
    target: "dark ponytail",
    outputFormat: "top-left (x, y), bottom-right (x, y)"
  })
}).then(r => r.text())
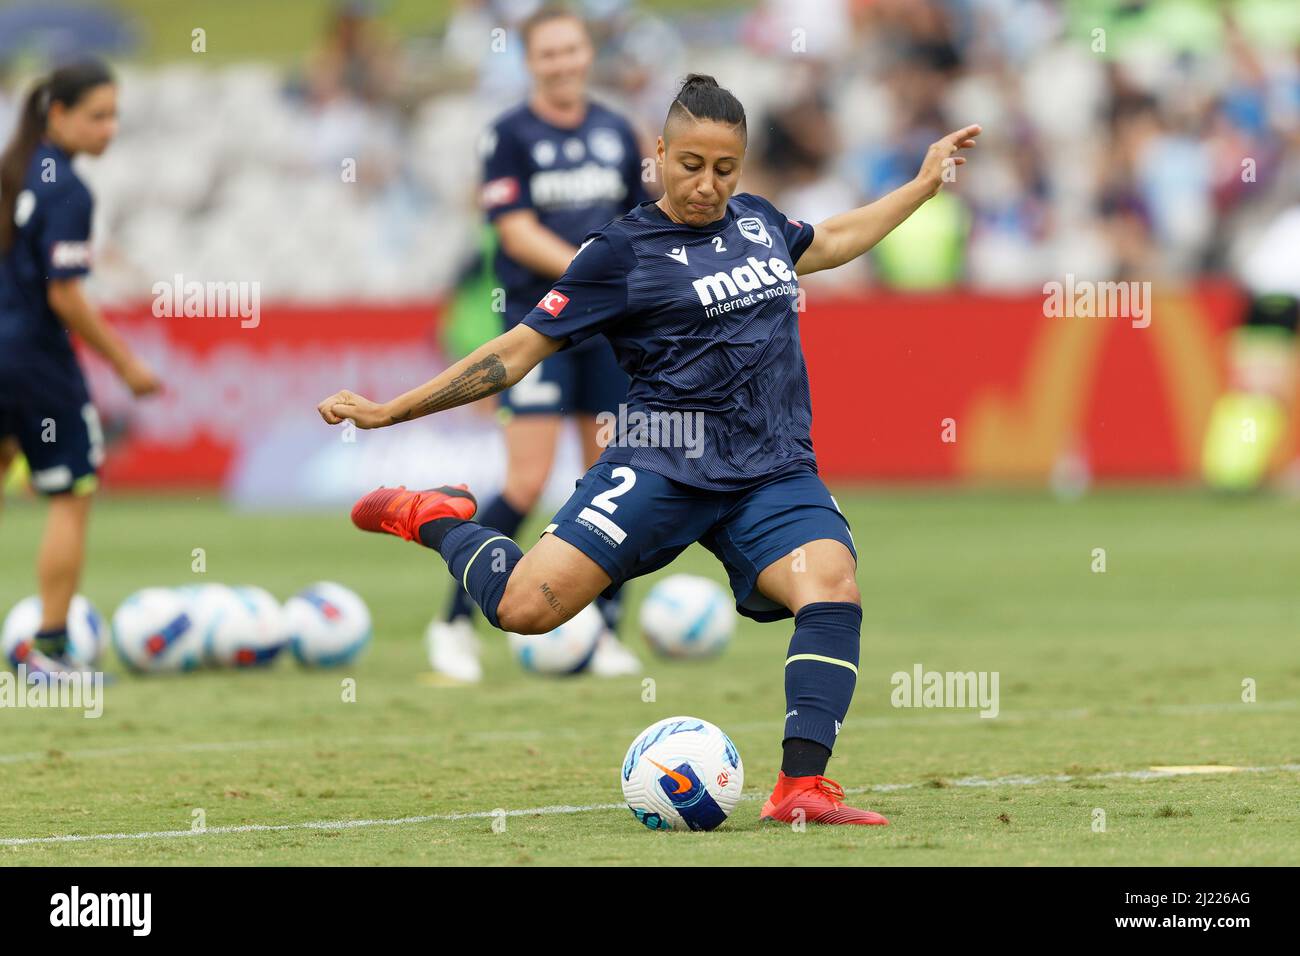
top-left (0, 59), bottom-right (115, 253)
top-left (665, 74), bottom-right (747, 141)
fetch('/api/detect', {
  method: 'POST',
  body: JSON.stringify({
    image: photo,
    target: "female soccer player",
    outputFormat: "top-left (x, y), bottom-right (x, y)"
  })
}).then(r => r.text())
top-left (319, 75), bottom-right (979, 825)
top-left (0, 61), bottom-right (161, 672)
top-left (431, 5), bottom-right (647, 681)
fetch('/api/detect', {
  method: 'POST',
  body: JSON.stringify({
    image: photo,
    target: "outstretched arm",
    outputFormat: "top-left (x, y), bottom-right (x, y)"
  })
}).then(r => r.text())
top-left (48, 279), bottom-right (162, 397)
top-left (797, 124), bottom-right (981, 276)
top-left (317, 322), bottom-right (563, 429)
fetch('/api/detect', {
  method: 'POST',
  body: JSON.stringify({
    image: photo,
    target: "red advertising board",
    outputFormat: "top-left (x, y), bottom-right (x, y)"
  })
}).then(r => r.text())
top-left (79, 285), bottom-right (1254, 489)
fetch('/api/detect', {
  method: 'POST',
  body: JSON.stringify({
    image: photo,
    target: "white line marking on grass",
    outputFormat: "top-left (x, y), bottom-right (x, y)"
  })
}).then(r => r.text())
top-left (2, 764), bottom-right (1297, 848)
top-left (921, 763), bottom-right (1300, 790)
top-left (0, 738), bottom-right (301, 765)
top-left (0, 803), bottom-right (629, 847)
top-left (2, 699), bottom-right (1295, 767)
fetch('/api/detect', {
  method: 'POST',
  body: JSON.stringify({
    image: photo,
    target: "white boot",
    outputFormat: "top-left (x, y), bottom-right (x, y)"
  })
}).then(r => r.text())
top-left (425, 617), bottom-right (483, 683)
top-left (589, 630), bottom-right (642, 677)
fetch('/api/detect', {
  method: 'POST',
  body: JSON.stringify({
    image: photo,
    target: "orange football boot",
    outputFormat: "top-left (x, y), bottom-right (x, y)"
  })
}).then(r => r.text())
top-left (760, 772), bottom-right (889, 826)
top-left (350, 485), bottom-right (477, 542)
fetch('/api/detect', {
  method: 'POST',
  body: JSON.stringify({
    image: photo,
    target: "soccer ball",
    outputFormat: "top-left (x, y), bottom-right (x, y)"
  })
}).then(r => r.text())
top-left (1, 594), bottom-right (104, 669)
top-left (283, 581), bottom-right (371, 667)
top-left (177, 584), bottom-right (283, 668)
top-left (507, 603), bottom-right (602, 674)
top-left (621, 716), bottom-right (744, 831)
top-left (203, 585), bottom-right (288, 667)
top-left (111, 587), bottom-right (204, 673)
top-left (175, 584), bottom-right (232, 664)
top-left (638, 574), bottom-right (734, 658)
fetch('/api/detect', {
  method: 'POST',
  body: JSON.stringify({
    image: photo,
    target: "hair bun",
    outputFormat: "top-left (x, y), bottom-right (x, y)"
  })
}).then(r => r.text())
top-left (664, 74), bottom-right (746, 139)
top-left (677, 74), bottom-right (719, 96)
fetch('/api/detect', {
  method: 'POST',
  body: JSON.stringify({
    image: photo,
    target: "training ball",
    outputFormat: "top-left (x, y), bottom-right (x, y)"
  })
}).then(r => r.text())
top-left (182, 584), bottom-right (286, 668)
top-left (622, 715), bottom-right (744, 831)
top-left (507, 603), bottom-right (602, 674)
top-left (283, 582), bottom-right (371, 667)
top-left (639, 574), bottom-right (734, 658)
top-left (1, 594), bottom-right (104, 669)
top-left (111, 588), bottom-right (204, 673)
top-left (175, 584), bottom-right (230, 665)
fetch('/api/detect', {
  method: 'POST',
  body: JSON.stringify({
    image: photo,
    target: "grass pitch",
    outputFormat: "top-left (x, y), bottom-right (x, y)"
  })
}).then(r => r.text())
top-left (0, 488), bottom-right (1297, 865)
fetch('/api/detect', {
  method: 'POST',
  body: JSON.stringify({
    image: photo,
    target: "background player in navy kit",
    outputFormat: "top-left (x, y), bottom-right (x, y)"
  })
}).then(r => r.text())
top-left (428, 6), bottom-right (648, 681)
top-left (321, 75), bottom-right (979, 825)
top-left (0, 61), bottom-right (161, 672)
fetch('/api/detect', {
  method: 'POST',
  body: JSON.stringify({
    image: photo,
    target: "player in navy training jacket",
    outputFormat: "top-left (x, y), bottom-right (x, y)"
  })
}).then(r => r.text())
top-left (321, 74), bottom-right (980, 826)
top-left (0, 61), bottom-right (161, 674)
top-left (428, 6), bottom-right (649, 681)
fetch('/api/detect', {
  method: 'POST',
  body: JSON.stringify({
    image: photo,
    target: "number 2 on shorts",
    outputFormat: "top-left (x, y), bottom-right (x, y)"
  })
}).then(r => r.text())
top-left (591, 466), bottom-right (636, 515)
top-left (576, 467), bottom-right (637, 546)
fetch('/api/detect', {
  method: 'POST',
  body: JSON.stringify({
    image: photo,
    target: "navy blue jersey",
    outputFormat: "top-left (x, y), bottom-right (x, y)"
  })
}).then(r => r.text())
top-left (0, 142), bottom-right (93, 400)
top-left (480, 100), bottom-right (648, 324)
top-left (521, 193), bottom-right (818, 491)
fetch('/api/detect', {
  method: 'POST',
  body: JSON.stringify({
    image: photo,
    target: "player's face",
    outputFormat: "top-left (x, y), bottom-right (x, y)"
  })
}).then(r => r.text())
top-left (49, 83), bottom-right (119, 157)
top-left (526, 17), bottom-right (593, 108)
top-left (656, 120), bottom-right (745, 227)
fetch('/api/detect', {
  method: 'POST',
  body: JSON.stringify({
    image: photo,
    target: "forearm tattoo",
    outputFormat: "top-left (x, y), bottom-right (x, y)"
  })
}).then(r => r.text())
top-left (392, 353), bottom-right (508, 422)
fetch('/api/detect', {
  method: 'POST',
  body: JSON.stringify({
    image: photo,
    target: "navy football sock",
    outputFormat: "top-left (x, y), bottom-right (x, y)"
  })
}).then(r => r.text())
top-left (781, 738), bottom-right (832, 777)
top-left (445, 585), bottom-right (479, 623)
top-left (595, 585), bottom-right (624, 634)
top-left (445, 495), bottom-right (528, 622)
top-left (783, 602), bottom-right (861, 753)
top-left (418, 517), bottom-right (468, 551)
top-left (427, 520), bottom-right (522, 630)
top-left (34, 626), bottom-right (69, 659)
top-left (478, 495), bottom-right (529, 537)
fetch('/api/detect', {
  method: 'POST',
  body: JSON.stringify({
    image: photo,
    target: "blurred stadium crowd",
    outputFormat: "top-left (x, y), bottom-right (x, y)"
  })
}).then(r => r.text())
top-left (1, 0), bottom-right (1298, 304)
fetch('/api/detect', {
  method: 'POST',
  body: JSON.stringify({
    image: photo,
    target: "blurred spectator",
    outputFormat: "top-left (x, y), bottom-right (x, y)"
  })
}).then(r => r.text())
top-left (3, 0), bottom-right (1297, 302)
top-left (588, 2), bottom-right (687, 137)
top-left (303, 0), bottom-right (402, 107)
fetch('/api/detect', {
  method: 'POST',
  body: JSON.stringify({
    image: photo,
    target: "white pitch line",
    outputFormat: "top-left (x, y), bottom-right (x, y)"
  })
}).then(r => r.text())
top-left (0, 738), bottom-right (302, 766)
top-left (934, 763), bottom-right (1300, 788)
top-left (2, 699), bottom-right (1295, 768)
top-left (0, 803), bottom-right (629, 847)
top-left (2, 763), bottom-right (1297, 848)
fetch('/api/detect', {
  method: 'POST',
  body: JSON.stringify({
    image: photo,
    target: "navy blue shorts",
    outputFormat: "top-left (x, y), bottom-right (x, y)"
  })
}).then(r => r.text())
top-left (499, 334), bottom-right (628, 418)
top-left (0, 393), bottom-right (103, 495)
top-left (543, 462), bottom-right (856, 622)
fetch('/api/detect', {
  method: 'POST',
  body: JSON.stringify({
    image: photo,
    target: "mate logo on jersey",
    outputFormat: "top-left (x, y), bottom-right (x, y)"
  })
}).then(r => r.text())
top-left (530, 163), bottom-right (626, 209)
top-left (691, 254), bottom-right (797, 315)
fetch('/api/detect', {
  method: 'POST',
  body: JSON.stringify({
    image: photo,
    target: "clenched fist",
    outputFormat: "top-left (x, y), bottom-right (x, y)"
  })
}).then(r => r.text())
top-left (317, 389), bottom-right (390, 429)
